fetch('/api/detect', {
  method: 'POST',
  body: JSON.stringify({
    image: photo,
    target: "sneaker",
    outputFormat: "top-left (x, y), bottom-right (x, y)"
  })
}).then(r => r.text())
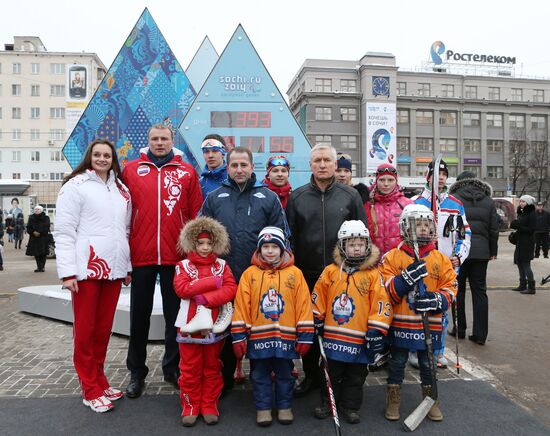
top-left (408, 352), bottom-right (419, 369)
top-left (437, 355), bottom-right (448, 368)
top-left (83, 395), bottom-right (114, 413)
top-left (103, 387), bottom-right (124, 401)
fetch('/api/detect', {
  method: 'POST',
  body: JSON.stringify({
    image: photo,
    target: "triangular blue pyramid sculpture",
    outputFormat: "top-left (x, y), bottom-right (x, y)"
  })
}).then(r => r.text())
top-left (186, 36), bottom-right (219, 94)
top-left (179, 25), bottom-right (312, 186)
top-left (63, 8), bottom-right (196, 168)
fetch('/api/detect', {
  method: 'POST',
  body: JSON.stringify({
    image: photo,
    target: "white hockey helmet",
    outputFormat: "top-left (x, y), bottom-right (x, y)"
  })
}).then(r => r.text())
top-left (337, 220), bottom-right (371, 265)
top-left (399, 204), bottom-right (436, 246)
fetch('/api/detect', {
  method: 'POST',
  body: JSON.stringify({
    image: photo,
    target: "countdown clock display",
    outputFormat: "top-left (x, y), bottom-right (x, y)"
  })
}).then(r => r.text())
top-left (179, 25), bottom-right (312, 187)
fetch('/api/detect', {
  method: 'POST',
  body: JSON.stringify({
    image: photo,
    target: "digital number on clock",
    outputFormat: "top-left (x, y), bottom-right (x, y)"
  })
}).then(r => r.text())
top-left (211, 111), bottom-right (271, 128)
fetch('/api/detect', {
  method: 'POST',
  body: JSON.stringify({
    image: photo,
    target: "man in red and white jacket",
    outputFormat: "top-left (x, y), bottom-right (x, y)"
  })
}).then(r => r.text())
top-left (123, 124), bottom-right (203, 398)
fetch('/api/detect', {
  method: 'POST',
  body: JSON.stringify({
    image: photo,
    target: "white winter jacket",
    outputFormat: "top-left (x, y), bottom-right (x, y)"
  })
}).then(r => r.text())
top-left (54, 170), bottom-right (132, 281)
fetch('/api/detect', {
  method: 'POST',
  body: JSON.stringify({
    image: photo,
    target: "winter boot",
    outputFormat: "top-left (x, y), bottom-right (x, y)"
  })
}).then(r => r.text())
top-left (314, 400), bottom-right (332, 419)
top-left (256, 409), bottom-right (272, 426)
top-left (212, 302), bottom-right (233, 334)
top-left (202, 414), bottom-right (219, 425)
top-left (181, 415), bottom-right (198, 427)
top-left (179, 305), bottom-right (213, 334)
top-left (277, 408), bottom-right (294, 425)
top-left (521, 281), bottom-right (536, 295)
top-left (341, 408), bottom-right (361, 424)
top-left (385, 384), bottom-right (401, 421)
top-left (512, 279), bottom-right (527, 292)
top-left (421, 385), bottom-right (443, 421)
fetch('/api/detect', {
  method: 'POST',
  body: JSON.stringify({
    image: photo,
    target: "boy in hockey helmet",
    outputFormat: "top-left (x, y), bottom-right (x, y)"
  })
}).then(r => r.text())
top-left (379, 204), bottom-right (457, 422)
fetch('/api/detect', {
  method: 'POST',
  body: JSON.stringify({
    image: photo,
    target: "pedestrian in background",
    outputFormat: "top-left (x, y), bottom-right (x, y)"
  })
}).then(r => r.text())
top-left (534, 201), bottom-right (550, 259)
top-left (54, 139), bottom-right (132, 413)
top-left (14, 213), bottom-right (25, 250)
top-left (510, 195), bottom-right (537, 294)
top-left (26, 205), bottom-right (50, 272)
top-left (5, 215), bottom-right (14, 244)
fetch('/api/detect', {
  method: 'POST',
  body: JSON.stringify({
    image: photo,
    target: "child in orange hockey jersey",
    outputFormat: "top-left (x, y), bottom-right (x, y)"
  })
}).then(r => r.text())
top-left (231, 226), bottom-right (314, 427)
top-left (312, 220), bottom-right (392, 424)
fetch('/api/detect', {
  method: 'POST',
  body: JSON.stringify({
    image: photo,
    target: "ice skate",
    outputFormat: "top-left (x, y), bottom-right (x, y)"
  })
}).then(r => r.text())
top-left (180, 304), bottom-right (213, 334)
top-left (212, 302), bottom-right (233, 334)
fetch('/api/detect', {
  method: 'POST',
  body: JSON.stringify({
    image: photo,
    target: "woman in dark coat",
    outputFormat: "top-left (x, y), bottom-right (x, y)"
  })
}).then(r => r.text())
top-left (26, 205), bottom-right (51, 272)
top-left (14, 213), bottom-right (25, 249)
top-left (510, 195), bottom-right (537, 294)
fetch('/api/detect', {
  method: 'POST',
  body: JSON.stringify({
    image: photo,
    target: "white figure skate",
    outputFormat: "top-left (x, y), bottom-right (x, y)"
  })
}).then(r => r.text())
top-left (212, 302), bottom-right (233, 334)
top-left (179, 304), bottom-right (213, 334)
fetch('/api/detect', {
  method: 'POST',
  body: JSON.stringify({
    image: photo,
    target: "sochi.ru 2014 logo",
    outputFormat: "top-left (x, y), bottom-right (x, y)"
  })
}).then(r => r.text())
top-left (430, 41), bottom-right (446, 65)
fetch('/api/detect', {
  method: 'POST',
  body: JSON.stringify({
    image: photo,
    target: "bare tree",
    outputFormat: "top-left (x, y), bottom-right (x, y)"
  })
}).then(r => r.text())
top-left (509, 139), bottom-right (529, 195)
top-left (525, 139), bottom-right (550, 202)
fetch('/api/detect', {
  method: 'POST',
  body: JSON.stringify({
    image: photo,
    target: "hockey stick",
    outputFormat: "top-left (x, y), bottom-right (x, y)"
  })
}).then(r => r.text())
top-left (318, 335), bottom-right (342, 436)
top-left (403, 227), bottom-right (438, 432)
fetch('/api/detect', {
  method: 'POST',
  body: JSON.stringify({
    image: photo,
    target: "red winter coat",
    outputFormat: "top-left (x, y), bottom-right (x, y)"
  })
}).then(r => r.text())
top-left (123, 150), bottom-right (202, 266)
top-left (173, 252), bottom-right (237, 323)
top-left (365, 187), bottom-right (413, 255)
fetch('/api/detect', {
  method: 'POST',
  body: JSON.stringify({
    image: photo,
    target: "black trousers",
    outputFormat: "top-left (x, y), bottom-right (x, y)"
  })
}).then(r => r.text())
top-left (534, 232), bottom-right (549, 257)
top-left (35, 255), bottom-right (46, 270)
top-left (455, 259), bottom-right (489, 341)
top-left (221, 334), bottom-right (236, 390)
top-left (301, 274), bottom-right (322, 384)
top-left (320, 359), bottom-right (368, 410)
top-left (126, 265), bottom-right (180, 380)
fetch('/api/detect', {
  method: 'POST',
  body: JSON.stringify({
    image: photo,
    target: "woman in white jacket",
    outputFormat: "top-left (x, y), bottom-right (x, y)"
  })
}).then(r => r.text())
top-left (54, 139), bottom-right (132, 413)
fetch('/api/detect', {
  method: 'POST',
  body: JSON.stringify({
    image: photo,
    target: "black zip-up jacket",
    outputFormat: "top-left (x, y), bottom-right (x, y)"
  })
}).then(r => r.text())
top-left (286, 176), bottom-right (368, 289)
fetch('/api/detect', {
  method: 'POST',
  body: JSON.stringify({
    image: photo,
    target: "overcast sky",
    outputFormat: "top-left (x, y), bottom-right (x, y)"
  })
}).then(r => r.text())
top-left (2, 0), bottom-right (550, 93)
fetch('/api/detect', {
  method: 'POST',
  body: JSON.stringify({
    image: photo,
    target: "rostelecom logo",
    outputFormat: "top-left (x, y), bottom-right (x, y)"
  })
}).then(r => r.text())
top-left (430, 41), bottom-right (446, 65)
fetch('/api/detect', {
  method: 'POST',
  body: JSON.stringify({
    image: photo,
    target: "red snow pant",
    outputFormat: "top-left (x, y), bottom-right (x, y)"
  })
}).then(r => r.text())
top-left (72, 279), bottom-right (122, 400)
top-left (178, 340), bottom-right (225, 416)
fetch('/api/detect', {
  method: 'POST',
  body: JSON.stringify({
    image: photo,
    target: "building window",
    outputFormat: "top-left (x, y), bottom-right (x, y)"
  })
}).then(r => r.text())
top-left (487, 140), bottom-right (503, 152)
top-left (31, 63), bottom-right (40, 74)
top-left (12, 173), bottom-right (21, 179)
top-left (12, 150), bottom-right (21, 161)
top-left (31, 151), bottom-right (40, 162)
top-left (487, 166), bottom-right (504, 178)
top-left (12, 63), bottom-right (21, 74)
top-left (440, 111), bottom-right (457, 126)
top-left (51, 150), bottom-right (65, 161)
top-left (315, 78), bottom-right (332, 92)
top-left (397, 109), bottom-right (409, 124)
top-left (340, 79), bottom-right (356, 93)
top-left (340, 107), bottom-right (357, 121)
top-left (50, 129), bottom-right (65, 140)
top-left (12, 84), bottom-right (21, 96)
top-left (533, 89), bottom-right (544, 103)
top-left (416, 110), bottom-right (433, 125)
top-left (509, 114), bottom-right (525, 129)
top-left (50, 85), bottom-right (65, 97)
top-left (340, 135), bottom-right (357, 149)
top-left (487, 113), bottom-right (503, 127)
top-left (31, 129), bottom-right (40, 141)
top-left (396, 82), bottom-right (407, 95)
top-left (463, 112), bottom-right (481, 127)
top-left (30, 107), bottom-right (40, 119)
top-left (531, 115), bottom-right (546, 130)
top-left (415, 165), bottom-right (428, 177)
top-left (511, 88), bottom-right (523, 101)
top-left (50, 172), bottom-right (65, 181)
top-left (315, 107), bottom-right (332, 121)
top-left (418, 83), bottom-right (430, 97)
top-left (397, 137), bottom-right (410, 152)
top-left (397, 164), bottom-right (410, 176)
top-left (50, 107), bottom-right (65, 119)
top-left (12, 107), bottom-right (21, 119)
top-left (464, 139), bottom-right (481, 152)
top-left (50, 63), bottom-right (65, 75)
top-left (416, 138), bottom-right (434, 152)
top-left (446, 165), bottom-right (458, 178)
top-left (313, 135), bottom-right (332, 146)
top-left (442, 84), bottom-right (454, 97)
top-left (463, 166), bottom-right (481, 177)
top-left (31, 84), bottom-right (40, 96)
top-left (31, 173), bottom-right (40, 180)
top-left (489, 87), bottom-right (500, 100)
top-left (440, 138), bottom-right (457, 152)
top-left (465, 86), bottom-right (477, 99)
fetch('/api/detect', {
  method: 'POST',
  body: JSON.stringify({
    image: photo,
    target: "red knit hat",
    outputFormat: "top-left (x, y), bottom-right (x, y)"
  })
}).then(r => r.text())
top-left (375, 163), bottom-right (398, 182)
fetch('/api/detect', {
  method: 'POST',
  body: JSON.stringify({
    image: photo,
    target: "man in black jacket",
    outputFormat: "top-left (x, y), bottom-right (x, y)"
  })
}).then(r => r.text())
top-left (286, 144), bottom-right (368, 396)
top-left (534, 201), bottom-right (550, 258)
top-left (448, 171), bottom-right (499, 345)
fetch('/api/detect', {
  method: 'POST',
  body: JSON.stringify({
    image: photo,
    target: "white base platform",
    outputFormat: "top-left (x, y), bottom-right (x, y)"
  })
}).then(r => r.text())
top-left (17, 284), bottom-right (167, 340)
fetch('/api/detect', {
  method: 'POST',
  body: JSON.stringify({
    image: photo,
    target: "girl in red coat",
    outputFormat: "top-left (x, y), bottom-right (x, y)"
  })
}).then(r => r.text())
top-left (173, 216), bottom-right (237, 427)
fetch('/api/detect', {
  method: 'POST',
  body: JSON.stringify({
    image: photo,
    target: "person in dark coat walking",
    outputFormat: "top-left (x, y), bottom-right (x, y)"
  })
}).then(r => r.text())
top-left (534, 201), bottom-right (550, 258)
top-left (14, 213), bottom-right (25, 249)
top-left (448, 171), bottom-right (499, 345)
top-left (510, 195), bottom-right (537, 294)
top-left (26, 205), bottom-right (51, 272)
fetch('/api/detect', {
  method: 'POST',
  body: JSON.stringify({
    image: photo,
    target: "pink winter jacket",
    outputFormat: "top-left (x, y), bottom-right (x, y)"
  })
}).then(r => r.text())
top-left (365, 187), bottom-right (413, 256)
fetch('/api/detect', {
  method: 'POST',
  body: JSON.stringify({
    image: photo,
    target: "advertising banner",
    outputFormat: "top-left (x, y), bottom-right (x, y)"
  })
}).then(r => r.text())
top-left (365, 102), bottom-right (396, 173)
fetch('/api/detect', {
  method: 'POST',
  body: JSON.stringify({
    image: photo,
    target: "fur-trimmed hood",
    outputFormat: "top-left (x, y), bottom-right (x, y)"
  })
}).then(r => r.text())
top-left (332, 242), bottom-right (380, 270)
top-left (177, 216), bottom-right (230, 255)
top-left (449, 177), bottom-right (492, 199)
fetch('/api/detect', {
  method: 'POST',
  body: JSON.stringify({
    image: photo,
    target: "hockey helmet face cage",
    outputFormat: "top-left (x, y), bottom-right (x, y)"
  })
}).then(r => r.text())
top-left (337, 220), bottom-right (371, 265)
top-left (399, 204), bottom-right (436, 246)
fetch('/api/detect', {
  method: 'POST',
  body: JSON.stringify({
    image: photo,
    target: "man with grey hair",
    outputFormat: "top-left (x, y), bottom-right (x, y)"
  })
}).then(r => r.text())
top-left (286, 144), bottom-right (368, 397)
top-left (123, 123), bottom-right (203, 398)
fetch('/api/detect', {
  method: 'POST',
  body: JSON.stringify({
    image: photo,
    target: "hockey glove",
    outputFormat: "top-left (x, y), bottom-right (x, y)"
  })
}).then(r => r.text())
top-left (232, 340), bottom-right (247, 359)
top-left (295, 342), bottom-right (311, 357)
top-left (414, 291), bottom-right (448, 313)
top-left (314, 318), bottom-right (324, 337)
top-left (401, 261), bottom-right (428, 287)
top-left (364, 329), bottom-right (385, 360)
